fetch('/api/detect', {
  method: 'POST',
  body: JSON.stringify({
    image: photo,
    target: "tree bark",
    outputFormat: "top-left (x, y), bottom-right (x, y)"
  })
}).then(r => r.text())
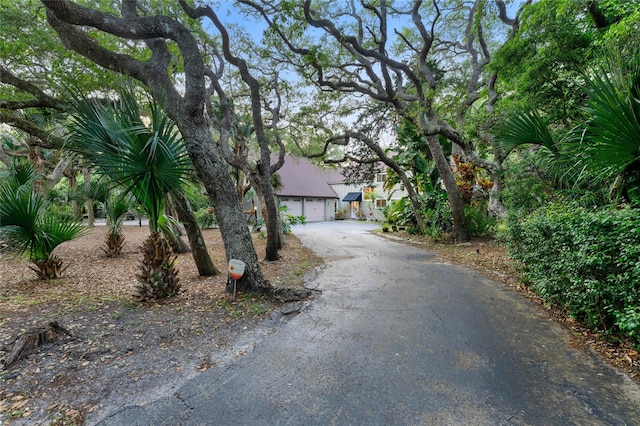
top-left (256, 162), bottom-right (281, 260)
top-left (164, 195), bottom-right (191, 254)
top-left (83, 167), bottom-right (94, 227)
top-left (274, 192), bottom-right (285, 248)
top-left (41, 0), bottom-right (270, 293)
top-left (171, 191), bottom-right (219, 276)
top-left (180, 126), bottom-right (269, 293)
top-left (488, 176), bottom-right (508, 218)
top-left (424, 134), bottom-right (470, 242)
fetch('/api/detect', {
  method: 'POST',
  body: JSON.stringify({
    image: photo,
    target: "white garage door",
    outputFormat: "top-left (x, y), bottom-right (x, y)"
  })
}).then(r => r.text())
top-left (304, 198), bottom-right (326, 222)
top-left (280, 198), bottom-right (302, 216)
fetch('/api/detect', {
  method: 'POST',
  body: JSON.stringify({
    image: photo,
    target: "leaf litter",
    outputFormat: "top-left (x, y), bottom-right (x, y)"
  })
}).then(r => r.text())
top-left (0, 226), bottom-right (321, 425)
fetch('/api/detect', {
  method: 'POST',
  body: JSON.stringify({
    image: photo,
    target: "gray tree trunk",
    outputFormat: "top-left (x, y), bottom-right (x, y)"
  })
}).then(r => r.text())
top-left (164, 195), bottom-right (191, 254)
top-left (171, 191), bottom-right (219, 276)
top-left (424, 134), bottom-right (470, 242)
top-left (83, 168), bottom-right (94, 227)
top-left (179, 126), bottom-right (269, 293)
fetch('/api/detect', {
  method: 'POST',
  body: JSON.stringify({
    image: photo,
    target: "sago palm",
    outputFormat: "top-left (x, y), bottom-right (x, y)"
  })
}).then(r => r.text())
top-left (70, 85), bottom-right (191, 300)
top-left (0, 161), bottom-right (86, 279)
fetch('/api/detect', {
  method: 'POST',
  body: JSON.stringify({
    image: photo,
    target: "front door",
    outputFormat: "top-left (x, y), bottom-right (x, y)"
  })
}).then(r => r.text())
top-left (350, 201), bottom-right (360, 219)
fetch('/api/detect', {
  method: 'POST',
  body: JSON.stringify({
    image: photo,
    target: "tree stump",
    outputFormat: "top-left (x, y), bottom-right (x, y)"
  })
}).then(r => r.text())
top-left (1, 321), bottom-right (72, 369)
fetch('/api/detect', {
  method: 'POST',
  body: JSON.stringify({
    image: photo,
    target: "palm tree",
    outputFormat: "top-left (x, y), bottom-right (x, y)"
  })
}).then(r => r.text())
top-left (70, 85), bottom-right (191, 300)
top-left (578, 54), bottom-right (640, 205)
top-left (0, 161), bottom-right (86, 279)
top-left (100, 193), bottom-right (135, 257)
top-left (496, 51), bottom-right (640, 205)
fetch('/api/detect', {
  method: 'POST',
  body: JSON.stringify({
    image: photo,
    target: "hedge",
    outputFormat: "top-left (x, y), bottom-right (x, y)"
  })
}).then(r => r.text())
top-left (507, 204), bottom-right (640, 343)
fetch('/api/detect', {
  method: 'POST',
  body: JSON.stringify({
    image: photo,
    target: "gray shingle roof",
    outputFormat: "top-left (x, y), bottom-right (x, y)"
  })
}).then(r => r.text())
top-left (274, 155), bottom-right (343, 198)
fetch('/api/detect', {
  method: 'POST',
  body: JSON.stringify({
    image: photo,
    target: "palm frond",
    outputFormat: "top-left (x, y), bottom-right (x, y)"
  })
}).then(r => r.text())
top-left (0, 185), bottom-right (85, 261)
top-left (495, 110), bottom-right (559, 156)
top-left (81, 179), bottom-right (112, 204)
top-left (39, 215), bottom-right (87, 259)
top-left (581, 66), bottom-right (640, 179)
top-left (69, 83), bottom-right (191, 232)
top-left (104, 193), bottom-right (135, 229)
top-left (0, 185), bottom-right (42, 237)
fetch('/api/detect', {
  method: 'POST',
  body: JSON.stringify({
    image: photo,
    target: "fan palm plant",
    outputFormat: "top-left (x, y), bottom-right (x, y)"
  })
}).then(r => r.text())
top-left (577, 54), bottom-right (640, 204)
top-left (495, 110), bottom-right (579, 189)
top-left (100, 193), bottom-right (135, 257)
top-left (496, 51), bottom-right (640, 205)
top-left (0, 161), bottom-right (86, 279)
top-left (70, 85), bottom-right (191, 300)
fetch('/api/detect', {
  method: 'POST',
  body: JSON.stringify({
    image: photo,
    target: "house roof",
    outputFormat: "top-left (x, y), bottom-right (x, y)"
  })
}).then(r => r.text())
top-left (274, 155), bottom-right (343, 198)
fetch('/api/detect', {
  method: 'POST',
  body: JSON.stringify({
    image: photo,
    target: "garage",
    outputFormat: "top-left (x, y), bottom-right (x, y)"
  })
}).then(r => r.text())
top-left (303, 198), bottom-right (326, 222)
top-left (280, 198), bottom-right (303, 216)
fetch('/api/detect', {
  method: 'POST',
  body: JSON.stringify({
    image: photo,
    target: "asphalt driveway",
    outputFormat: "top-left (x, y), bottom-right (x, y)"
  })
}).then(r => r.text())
top-left (98, 221), bottom-right (640, 425)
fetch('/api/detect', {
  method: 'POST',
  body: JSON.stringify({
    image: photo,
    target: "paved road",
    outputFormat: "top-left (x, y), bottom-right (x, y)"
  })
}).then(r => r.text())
top-left (98, 221), bottom-right (640, 425)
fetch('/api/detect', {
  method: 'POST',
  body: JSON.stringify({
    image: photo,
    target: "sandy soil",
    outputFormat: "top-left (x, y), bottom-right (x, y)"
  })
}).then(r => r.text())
top-left (0, 226), bottom-right (322, 425)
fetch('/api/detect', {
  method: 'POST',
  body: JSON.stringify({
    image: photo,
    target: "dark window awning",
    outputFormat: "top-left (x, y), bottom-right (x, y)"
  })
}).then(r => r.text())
top-left (343, 192), bottom-right (362, 202)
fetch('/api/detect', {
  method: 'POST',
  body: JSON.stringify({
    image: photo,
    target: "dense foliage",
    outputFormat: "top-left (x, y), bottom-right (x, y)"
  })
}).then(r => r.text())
top-left (0, 161), bottom-right (86, 279)
top-left (508, 204), bottom-right (640, 345)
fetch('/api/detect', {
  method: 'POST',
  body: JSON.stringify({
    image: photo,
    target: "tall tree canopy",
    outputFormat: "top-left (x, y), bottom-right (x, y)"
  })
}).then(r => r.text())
top-left (242, 0), bottom-right (531, 240)
top-left (34, 0), bottom-right (275, 292)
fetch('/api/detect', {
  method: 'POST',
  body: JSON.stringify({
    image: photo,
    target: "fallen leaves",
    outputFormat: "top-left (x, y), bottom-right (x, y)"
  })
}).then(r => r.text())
top-left (1, 227), bottom-right (321, 425)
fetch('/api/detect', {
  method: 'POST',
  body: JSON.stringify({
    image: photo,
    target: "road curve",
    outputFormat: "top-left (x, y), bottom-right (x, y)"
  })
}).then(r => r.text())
top-left (98, 221), bottom-right (640, 425)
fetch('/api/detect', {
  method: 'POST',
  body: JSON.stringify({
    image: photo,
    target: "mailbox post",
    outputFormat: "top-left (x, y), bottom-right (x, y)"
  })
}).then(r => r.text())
top-left (228, 259), bottom-right (246, 300)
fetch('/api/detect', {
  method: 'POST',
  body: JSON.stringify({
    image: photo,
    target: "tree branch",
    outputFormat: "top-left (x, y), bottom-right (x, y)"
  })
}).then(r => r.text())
top-left (0, 111), bottom-right (65, 149)
top-left (0, 66), bottom-right (66, 110)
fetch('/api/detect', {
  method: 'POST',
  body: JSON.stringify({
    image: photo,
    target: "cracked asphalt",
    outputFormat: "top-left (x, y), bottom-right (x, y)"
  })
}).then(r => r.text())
top-left (98, 221), bottom-right (640, 425)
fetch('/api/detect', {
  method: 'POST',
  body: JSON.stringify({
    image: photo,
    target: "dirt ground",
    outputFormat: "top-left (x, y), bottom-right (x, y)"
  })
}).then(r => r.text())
top-left (0, 226), bottom-right (323, 425)
top-left (1, 226), bottom-right (639, 425)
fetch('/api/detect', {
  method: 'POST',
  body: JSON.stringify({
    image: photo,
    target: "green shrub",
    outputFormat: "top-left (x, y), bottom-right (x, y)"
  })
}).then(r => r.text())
top-left (385, 198), bottom-right (414, 226)
top-left (465, 202), bottom-right (496, 237)
top-left (282, 214), bottom-right (306, 234)
top-left (183, 184), bottom-right (211, 212)
top-left (253, 218), bottom-right (265, 232)
top-left (48, 203), bottom-right (76, 221)
top-left (335, 209), bottom-right (348, 220)
top-left (507, 204), bottom-right (640, 344)
top-left (194, 207), bottom-right (217, 229)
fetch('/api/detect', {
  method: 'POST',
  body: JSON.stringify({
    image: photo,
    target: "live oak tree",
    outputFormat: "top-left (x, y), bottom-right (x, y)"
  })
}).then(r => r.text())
top-left (37, 0), bottom-right (313, 297)
top-left (37, 0), bottom-right (273, 292)
top-left (179, 0), bottom-right (288, 260)
top-left (242, 0), bottom-right (532, 241)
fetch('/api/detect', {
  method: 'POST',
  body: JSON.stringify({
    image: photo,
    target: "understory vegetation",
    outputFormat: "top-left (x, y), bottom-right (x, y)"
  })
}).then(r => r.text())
top-left (508, 205), bottom-right (640, 345)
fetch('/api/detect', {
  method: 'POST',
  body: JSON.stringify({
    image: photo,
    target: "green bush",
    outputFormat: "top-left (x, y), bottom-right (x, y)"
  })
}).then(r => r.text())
top-left (49, 203), bottom-right (76, 221)
top-left (183, 184), bottom-right (211, 212)
top-left (282, 214), bottom-right (306, 234)
top-left (507, 204), bottom-right (640, 344)
top-left (465, 202), bottom-right (496, 237)
top-left (385, 198), bottom-right (415, 226)
top-left (194, 207), bottom-right (217, 229)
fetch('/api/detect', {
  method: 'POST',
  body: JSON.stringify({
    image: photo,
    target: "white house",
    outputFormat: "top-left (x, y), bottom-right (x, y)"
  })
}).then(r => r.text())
top-left (252, 155), bottom-right (407, 222)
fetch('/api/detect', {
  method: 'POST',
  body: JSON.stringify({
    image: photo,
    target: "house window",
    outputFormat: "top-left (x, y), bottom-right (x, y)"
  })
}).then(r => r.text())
top-left (375, 199), bottom-right (387, 208)
top-left (375, 173), bottom-right (386, 183)
top-left (364, 186), bottom-right (375, 196)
